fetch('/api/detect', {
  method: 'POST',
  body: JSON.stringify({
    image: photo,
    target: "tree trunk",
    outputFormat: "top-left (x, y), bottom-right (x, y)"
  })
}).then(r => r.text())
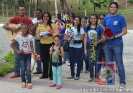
top-left (64, 0), bottom-right (69, 12)
top-left (6, 5), bottom-right (8, 17)
top-left (60, 0), bottom-right (64, 10)
top-left (94, 5), bottom-right (95, 13)
top-left (126, 0), bottom-right (127, 8)
top-left (46, 0), bottom-right (48, 11)
top-left (2, 2), bottom-right (4, 17)
top-left (28, 0), bottom-right (31, 17)
top-left (84, 6), bottom-right (87, 16)
top-left (55, 0), bottom-right (58, 17)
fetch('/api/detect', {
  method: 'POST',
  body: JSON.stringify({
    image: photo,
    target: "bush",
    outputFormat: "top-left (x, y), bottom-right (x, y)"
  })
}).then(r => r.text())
top-left (0, 50), bottom-right (14, 76)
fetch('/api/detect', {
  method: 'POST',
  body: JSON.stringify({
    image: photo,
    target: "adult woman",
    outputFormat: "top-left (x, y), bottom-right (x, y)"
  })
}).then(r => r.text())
top-left (99, 14), bottom-right (105, 27)
top-left (103, 2), bottom-right (127, 89)
top-left (37, 12), bottom-right (57, 80)
top-left (66, 16), bottom-right (85, 80)
top-left (84, 14), bottom-right (104, 82)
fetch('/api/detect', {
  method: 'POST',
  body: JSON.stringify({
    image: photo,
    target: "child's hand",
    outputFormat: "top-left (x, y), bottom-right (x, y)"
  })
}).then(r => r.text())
top-left (17, 50), bottom-right (24, 54)
top-left (56, 50), bottom-right (61, 55)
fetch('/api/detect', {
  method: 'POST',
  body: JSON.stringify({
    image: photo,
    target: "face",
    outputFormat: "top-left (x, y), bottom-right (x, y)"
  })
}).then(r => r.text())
top-left (36, 10), bottom-right (42, 19)
top-left (81, 20), bottom-right (87, 27)
top-left (99, 15), bottom-right (104, 23)
top-left (54, 37), bottom-right (60, 46)
top-left (109, 4), bottom-right (117, 14)
top-left (90, 15), bottom-right (97, 25)
top-left (43, 13), bottom-right (49, 22)
top-left (18, 7), bottom-right (25, 16)
top-left (74, 17), bottom-right (80, 26)
top-left (21, 25), bottom-right (28, 35)
top-left (70, 17), bottom-right (74, 23)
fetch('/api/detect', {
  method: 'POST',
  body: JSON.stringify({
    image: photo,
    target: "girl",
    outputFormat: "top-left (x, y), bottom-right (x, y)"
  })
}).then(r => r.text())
top-left (49, 35), bottom-right (64, 89)
top-left (80, 17), bottom-right (89, 73)
top-left (84, 14), bottom-right (104, 82)
top-left (66, 16), bottom-right (85, 80)
top-left (10, 24), bottom-right (35, 89)
top-left (37, 12), bottom-right (57, 80)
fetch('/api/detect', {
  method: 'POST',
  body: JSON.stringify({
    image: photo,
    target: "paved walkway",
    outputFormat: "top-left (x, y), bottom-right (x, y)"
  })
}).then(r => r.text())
top-left (0, 27), bottom-right (133, 93)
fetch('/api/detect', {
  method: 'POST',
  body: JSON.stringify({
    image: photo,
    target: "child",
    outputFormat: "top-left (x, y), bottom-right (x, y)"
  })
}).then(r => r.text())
top-left (10, 23), bottom-right (35, 89)
top-left (49, 35), bottom-right (64, 89)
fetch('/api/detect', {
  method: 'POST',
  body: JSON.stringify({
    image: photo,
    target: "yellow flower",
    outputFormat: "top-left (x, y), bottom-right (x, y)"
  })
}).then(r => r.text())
top-left (66, 24), bottom-right (70, 29)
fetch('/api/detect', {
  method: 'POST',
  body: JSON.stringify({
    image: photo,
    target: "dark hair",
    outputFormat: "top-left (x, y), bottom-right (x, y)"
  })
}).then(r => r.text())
top-left (57, 16), bottom-right (61, 21)
top-left (109, 2), bottom-right (119, 8)
top-left (54, 34), bottom-right (61, 40)
top-left (36, 8), bottom-right (42, 13)
top-left (42, 12), bottom-right (52, 28)
top-left (21, 23), bottom-right (28, 28)
top-left (74, 16), bottom-right (81, 35)
top-left (18, 5), bottom-right (25, 10)
top-left (99, 14), bottom-right (105, 17)
top-left (86, 13), bottom-right (98, 31)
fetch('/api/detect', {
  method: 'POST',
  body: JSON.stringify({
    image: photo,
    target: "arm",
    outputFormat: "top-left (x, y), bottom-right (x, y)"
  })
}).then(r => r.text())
top-left (49, 47), bottom-right (52, 55)
top-left (10, 40), bottom-right (23, 53)
top-left (36, 26), bottom-right (41, 39)
top-left (52, 23), bottom-right (58, 36)
top-left (30, 41), bottom-right (35, 54)
top-left (84, 33), bottom-right (87, 56)
top-left (97, 34), bottom-right (105, 44)
top-left (115, 26), bottom-right (127, 38)
top-left (57, 47), bottom-right (64, 57)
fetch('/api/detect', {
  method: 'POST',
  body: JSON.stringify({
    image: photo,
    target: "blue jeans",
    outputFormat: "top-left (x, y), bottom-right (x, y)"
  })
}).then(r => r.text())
top-left (64, 52), bottom-right (69, 61)
top-left (104, 42), bottom-right (126, 84)
top-left (69, 47), bottom-right (82, 77)
top-left (87, 43), bottom-right (102, 78)
top-left (34, 39), bottom-right (42, 72)
top-left (52, 66), bottom-right (62, 85)
top-left (14, 42), bottom-right (20, 75)
top-left (20, 54), bottom-right (31, 83)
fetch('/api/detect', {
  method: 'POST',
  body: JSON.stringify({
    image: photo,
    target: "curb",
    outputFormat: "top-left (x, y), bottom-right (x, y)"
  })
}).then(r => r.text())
top-left (0, 24), bottom-right (4, 27)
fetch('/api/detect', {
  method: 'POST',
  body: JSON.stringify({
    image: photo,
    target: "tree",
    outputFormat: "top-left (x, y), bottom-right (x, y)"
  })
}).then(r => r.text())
top-left (55, 0), bottom-right (58, 17)
top-left (128, 0), bottom-right (133, 5)
top-left (90, 0), bottom-right (108, 13)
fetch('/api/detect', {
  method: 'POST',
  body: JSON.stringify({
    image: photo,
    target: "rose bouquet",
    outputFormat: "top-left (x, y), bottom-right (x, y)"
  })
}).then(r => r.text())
top-left (104, 28), bottom-right (114, 38)
top-left (48, 28), bottom-right (53, 34)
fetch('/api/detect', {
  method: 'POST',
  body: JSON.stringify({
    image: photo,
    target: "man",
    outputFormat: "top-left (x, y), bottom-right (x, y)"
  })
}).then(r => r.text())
top-left (3, 5), bottom-right (33, 78)
top-left (32, 9), bottom-right (42, 74)
top-left (103, 2), bottom-right (127, 89)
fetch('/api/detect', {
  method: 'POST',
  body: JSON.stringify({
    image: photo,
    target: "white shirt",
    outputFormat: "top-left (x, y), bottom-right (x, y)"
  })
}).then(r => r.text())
top-left (15, 34), bottom-right (33, 53)
top-left (32, 18), bottom-right (42, 40)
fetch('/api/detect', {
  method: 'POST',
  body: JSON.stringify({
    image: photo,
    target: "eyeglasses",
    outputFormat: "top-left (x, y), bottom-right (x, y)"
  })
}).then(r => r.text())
top-left (100, 18), bottom-right (104, 20)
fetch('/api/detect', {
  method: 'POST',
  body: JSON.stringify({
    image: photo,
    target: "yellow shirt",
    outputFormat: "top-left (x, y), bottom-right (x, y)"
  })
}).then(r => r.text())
top-left (37, 23), bottom-right (57, 44)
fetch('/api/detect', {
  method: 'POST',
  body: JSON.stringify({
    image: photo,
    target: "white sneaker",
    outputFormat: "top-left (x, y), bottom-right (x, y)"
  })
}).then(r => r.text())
top-left (120, 83), bottom-right (125, 89)
top-left (67, 63), bottom-right (70, 66)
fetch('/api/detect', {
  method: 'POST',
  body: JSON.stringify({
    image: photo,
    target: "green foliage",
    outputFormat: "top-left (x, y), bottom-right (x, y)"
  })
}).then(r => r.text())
top-left (90, 0), bottom-right (107, 8)
top-left (128, 0), bottom-right (133, 5)
top-left (3, 50), bottom-right (14, 63)
top-left (0, 50), bottom-right (14, 76)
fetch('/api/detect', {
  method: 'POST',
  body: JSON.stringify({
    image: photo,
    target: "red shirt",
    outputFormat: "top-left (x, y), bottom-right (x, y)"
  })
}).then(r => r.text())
top-left (9, 16), bottom-right (33, 25)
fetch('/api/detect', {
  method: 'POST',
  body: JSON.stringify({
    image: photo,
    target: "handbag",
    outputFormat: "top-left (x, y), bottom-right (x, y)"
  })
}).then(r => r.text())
top-left (63, 40), bottom-right (69, 52)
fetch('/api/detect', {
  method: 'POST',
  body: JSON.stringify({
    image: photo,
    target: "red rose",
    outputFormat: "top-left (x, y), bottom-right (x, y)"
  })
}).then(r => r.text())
top-left (104, 28), bottom-right (114, 38)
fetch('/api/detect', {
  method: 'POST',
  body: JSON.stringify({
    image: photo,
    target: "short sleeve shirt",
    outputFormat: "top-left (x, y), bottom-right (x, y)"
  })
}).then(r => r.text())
top-left (15, 34), bottom-right (33, 53)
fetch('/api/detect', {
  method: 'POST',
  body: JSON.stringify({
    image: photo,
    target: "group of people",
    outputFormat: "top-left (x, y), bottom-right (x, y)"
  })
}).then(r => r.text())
top-left (3, 2), bottom-right (127, 89)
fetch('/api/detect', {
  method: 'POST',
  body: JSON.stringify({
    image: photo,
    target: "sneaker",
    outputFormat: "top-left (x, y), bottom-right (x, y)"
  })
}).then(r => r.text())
top-left (120, 83), bottom-right (125, 89)
top-left (67, 76), bottom-right (74, 79)
top-left (21, 82), bottom-right (26, 88)
top-left (10, 74), bottom-right (20, 78)
top-left (49, 83), bottom-right (56, 87)
top-left (74, 77), bottom-right (80, 80)
top-left (27, 83), bottom-right (32, 89)
top-left (33, 71), bottom-right (42, 74)
top-left (67, 63), bottom-right (70, 66)
top-left (56, 85), bottom-right (62, 89)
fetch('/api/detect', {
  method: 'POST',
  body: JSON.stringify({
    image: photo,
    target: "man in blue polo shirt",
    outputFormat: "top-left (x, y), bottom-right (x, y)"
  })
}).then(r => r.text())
top-left (103, 2), bottom-right (127, 89)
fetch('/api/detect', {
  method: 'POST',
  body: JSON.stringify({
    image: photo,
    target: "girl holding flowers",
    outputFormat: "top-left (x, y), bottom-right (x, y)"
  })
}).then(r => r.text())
top-left (84, 14), bottom-right (104, 82)
top-left (37, 12), bottom-right (57, 80)
top-left (66, 16), bottom-right (85, 80)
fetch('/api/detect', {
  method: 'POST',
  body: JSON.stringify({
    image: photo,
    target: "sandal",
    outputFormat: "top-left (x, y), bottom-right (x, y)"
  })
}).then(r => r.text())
top-left (56, 85), bottom-right (62, 89)
top-left (88, 79), bottom-right (93, 82)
